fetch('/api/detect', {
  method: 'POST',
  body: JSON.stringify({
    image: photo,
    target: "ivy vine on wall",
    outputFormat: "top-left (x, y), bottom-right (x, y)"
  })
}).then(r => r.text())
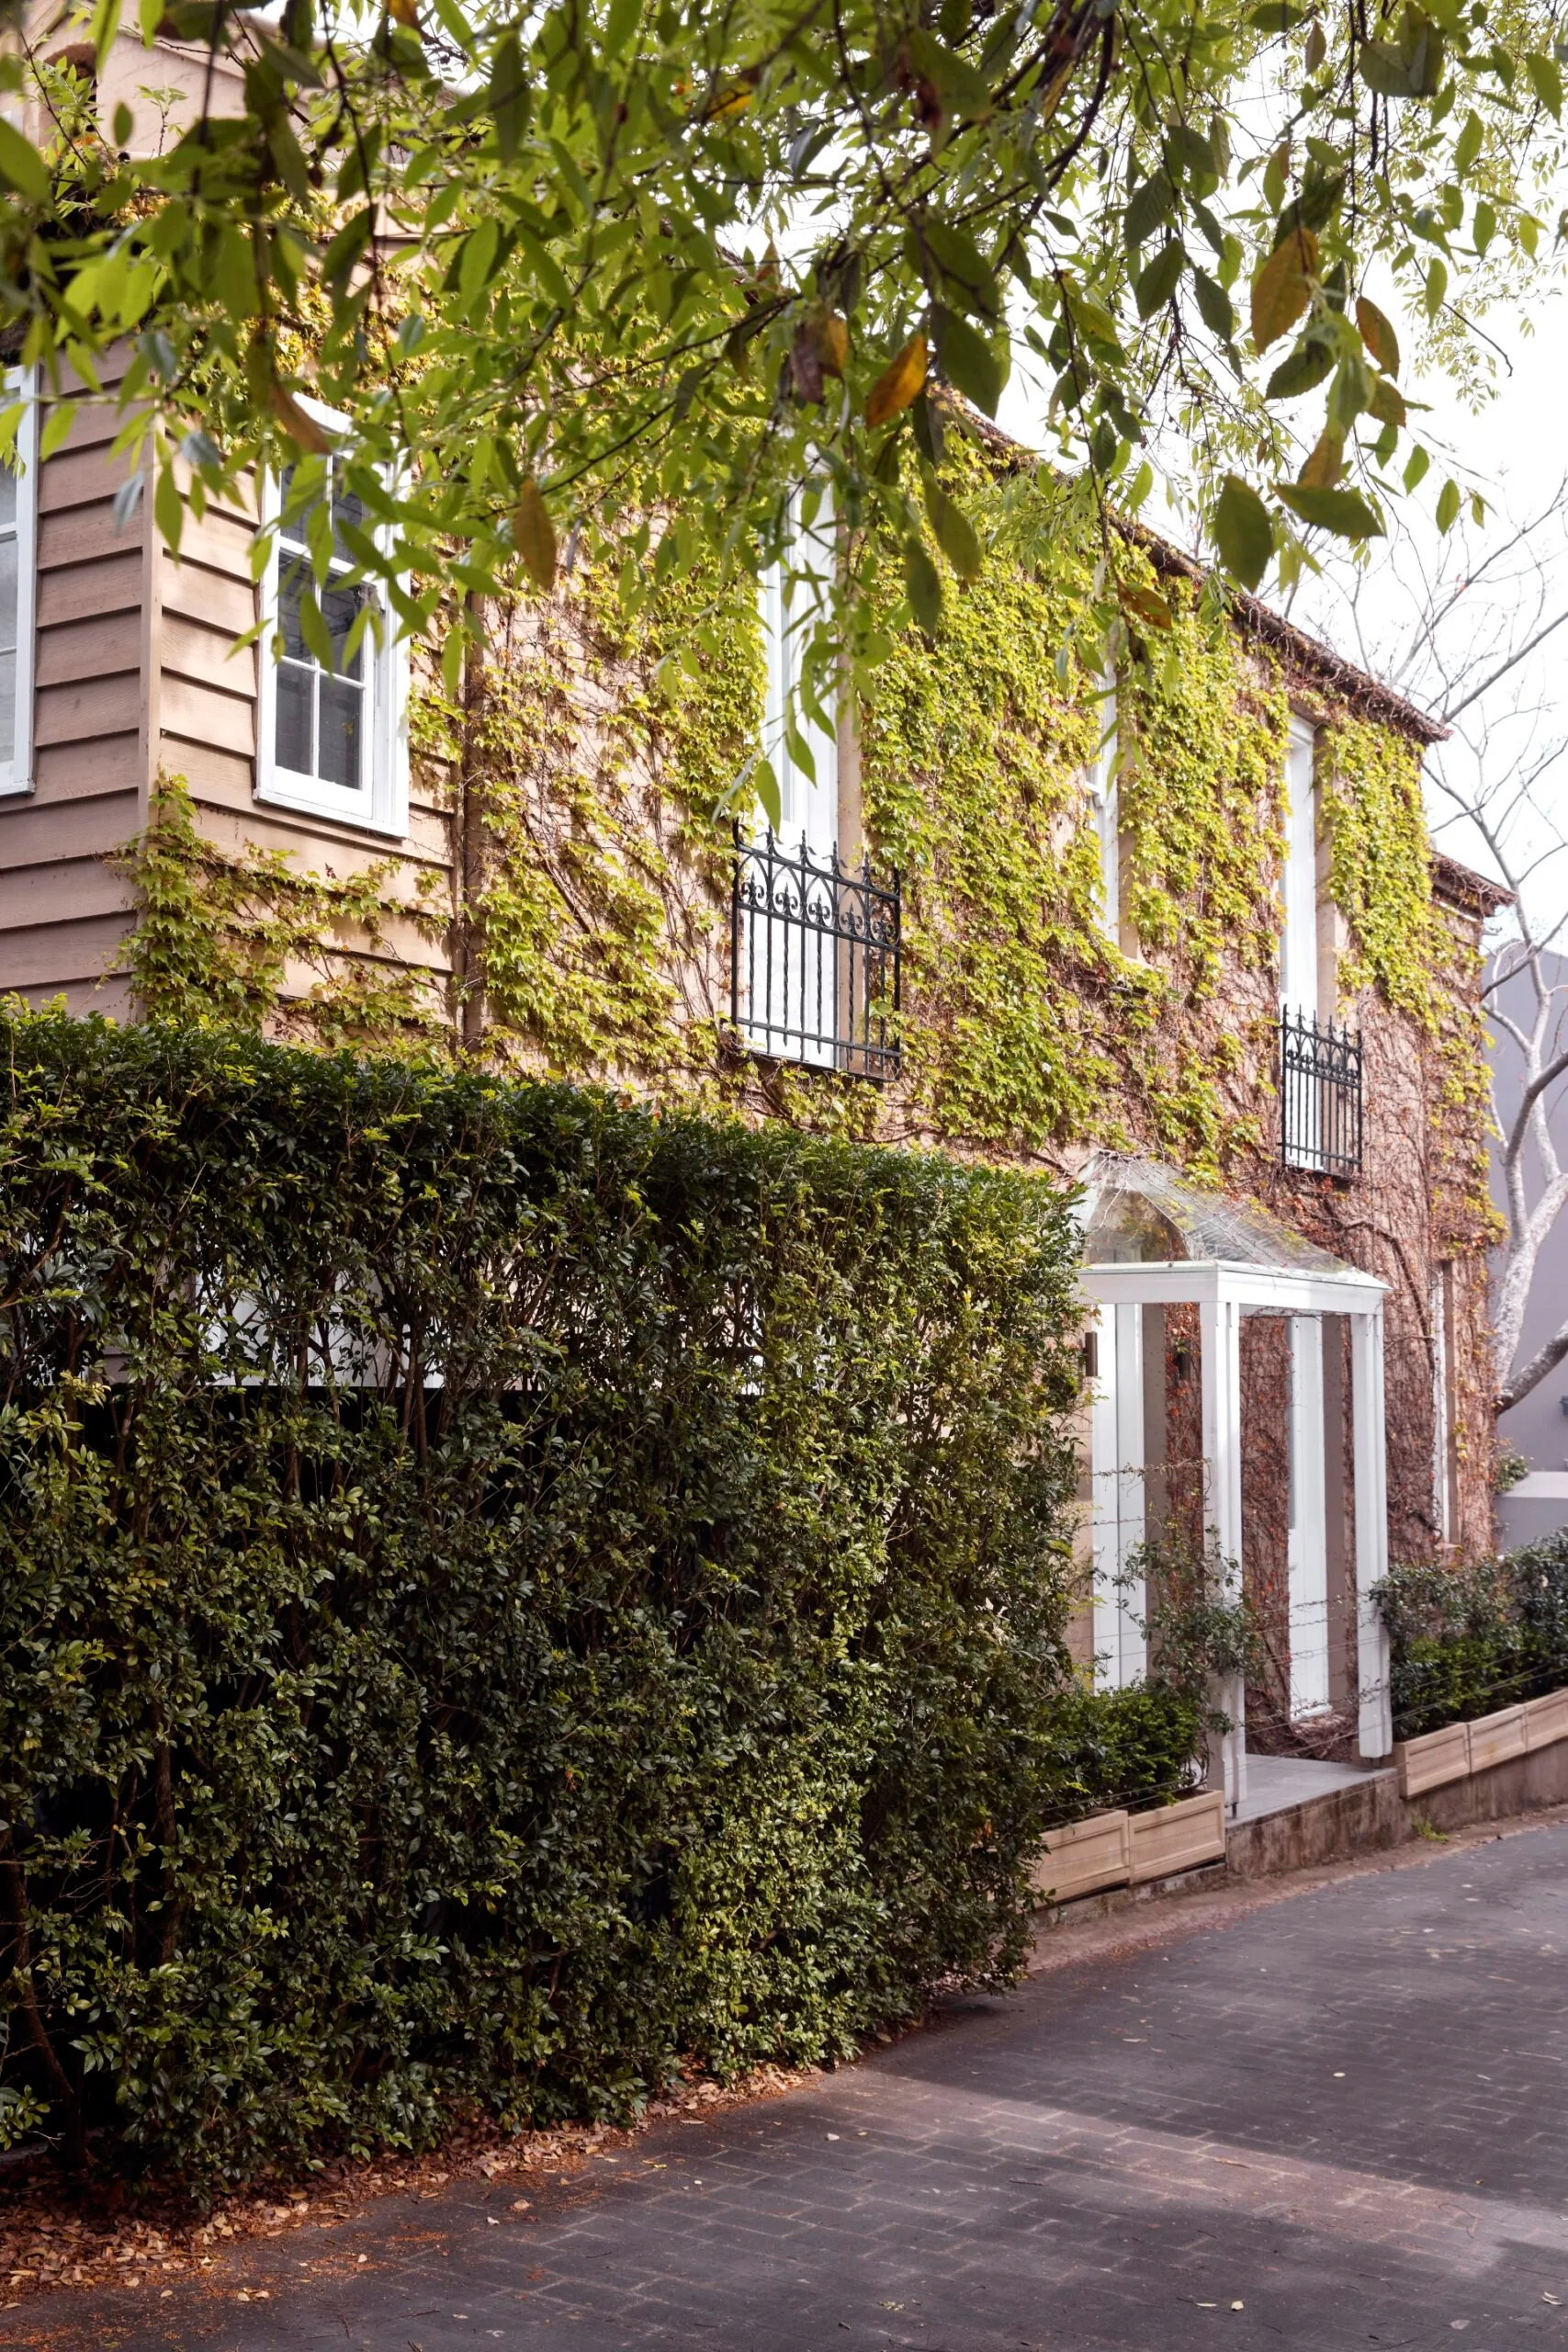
top-left (111, 432), bottom-right (1483, 1194)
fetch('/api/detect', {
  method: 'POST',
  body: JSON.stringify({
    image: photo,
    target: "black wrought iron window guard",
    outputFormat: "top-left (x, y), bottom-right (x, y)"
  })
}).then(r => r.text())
top-left (1280, 1008), bottom-right (1363, 1177)
top-left (731, 828), bottom-right (901, 1080)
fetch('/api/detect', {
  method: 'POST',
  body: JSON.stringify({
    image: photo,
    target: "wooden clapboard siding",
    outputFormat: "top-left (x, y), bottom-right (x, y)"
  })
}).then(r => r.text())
top-left (162, 480), bottom-right (457, 1015)
top-left (0, 356), bottom-right (456, 1016)
top-left (0, 912), bottom-right (133, 999)
top-left (0, 367), bottom-right (152, 1002)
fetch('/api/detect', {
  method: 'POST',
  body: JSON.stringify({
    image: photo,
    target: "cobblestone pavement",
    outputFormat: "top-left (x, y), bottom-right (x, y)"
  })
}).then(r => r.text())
top-left (11, 1823), bottom-right (1568, 2352)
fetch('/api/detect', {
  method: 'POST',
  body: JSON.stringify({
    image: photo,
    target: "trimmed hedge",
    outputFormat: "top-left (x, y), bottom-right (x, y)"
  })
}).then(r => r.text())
top-left (0, 1014), bottom-right (1201, 2188)
top-left (1381, 1536), bottom-right (1568, 1740)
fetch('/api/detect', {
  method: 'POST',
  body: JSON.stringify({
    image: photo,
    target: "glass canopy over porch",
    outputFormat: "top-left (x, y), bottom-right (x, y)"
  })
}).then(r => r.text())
top-left (1077, 1156), bottom-right (1392, 1811)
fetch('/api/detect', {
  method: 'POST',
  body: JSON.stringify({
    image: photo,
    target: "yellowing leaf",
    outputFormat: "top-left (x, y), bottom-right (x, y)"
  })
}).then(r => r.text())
top-left (386, 0), bottom-right (420, 24)
top-left (1298, 430), bottom-right (1344, 488)
top-left (270, 385), bottom-right (330, 453)
top-left (865, 333), bottom-right (928, 428)
top-left (1368, 373), bottom-right (1405, 428)
top-left (513, 476), bottom-right (557, 591)
top-left (814, 311), bottom-right (849, 378)
top-left (1355, 295), bottom-right (1400, 377)
top-left (1250, 226), bottom-right (1318, 352)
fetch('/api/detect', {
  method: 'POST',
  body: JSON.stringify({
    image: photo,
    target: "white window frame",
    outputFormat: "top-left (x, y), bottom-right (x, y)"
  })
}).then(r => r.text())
top-left (1280, 715), bottom-right (1319, 1020)
top-left (1089, 668), bottom-right (1119, 941)
top-left (758, 483), bottom-right (838, 859)
top-left (0, 368), bottom-right (39, 799)
top-left (255, 398), bottom-right (408, 836)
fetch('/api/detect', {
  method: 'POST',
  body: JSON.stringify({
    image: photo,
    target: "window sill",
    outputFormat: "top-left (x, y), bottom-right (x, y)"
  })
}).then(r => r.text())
top-left (255, 770), bottom-right (406, 840)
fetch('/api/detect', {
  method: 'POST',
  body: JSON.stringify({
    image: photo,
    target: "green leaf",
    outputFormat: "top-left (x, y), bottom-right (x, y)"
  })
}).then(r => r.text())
top-left (1193, 267), bottom-right (1235, 340)
top-left (153, 459), bottom-right (183, 556)
top-left (1404, 444), bottom-right (1431, 491)
top-left (1473, 198), bottom-right (1495, 253)
top-left (1359, 40), bottom-right (1416, 95)
top-left (1454, 108), bottom-right (1484, 172)
top-left (1436, 475), bottom-right (1461, 531)
top-left (750, 753), bottom-right (782, 834)
top-left (1134, 240), bottom-right (1185, 318)
top-left (906, 28), bottom-right (993, 122)
top-left (1527, 51), bottom-right (1563, 117)
top-left (603, 0), bottom-right (640, 57)
top-left (1265, 334), bottom-right (1335, 400)
top-left (1425, 256), bottom-right (1448, 319)
top-left (320, 208), bottom-right (372, 288)
top-left (1275, 481), bottom-right (1384, 537)
top-left (0, 119), bottom-right (50, 205)
top-left (457, 215), bottom-right (502, 300)
top-left (1247, 1), bottom-right (1309, 27)
top-left (933, 305), bottom-right (1005, 416)
top-left (1123, 175), bottom-right (1173, 251)
top-left (490, 30), bottom-right (529, 162)
top-left (923, 478), bottom-right (983, 580)
top-left (1214, 473), bottom-right (1273, 590)
top-left (906, 536), bottom-right (942, 633)
top-left (513, 224), bottom-right (574, 311)
top-left (916, 220), bottom-right (1002, 319)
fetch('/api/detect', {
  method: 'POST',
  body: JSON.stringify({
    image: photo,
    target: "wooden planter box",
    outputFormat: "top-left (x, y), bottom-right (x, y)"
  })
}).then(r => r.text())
top-left (1394, 1719), bottom-right (1470, 1799)
top-left (1526, 1687), bottom-right (1568, 1750)
top-left (1128, 1787), bottom-right (1226, 1884)
top-left (1467, 1703), bottom-right (1527, 1773)
top-left (1032, 1809), bottom-right (1131, 1903)
top-left (1395, 1685), bottom-right (1568, 1799)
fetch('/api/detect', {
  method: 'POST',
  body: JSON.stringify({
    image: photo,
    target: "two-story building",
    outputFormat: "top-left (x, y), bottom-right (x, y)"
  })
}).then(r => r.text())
top-left (0, 345), bottom-right (1506, 1805)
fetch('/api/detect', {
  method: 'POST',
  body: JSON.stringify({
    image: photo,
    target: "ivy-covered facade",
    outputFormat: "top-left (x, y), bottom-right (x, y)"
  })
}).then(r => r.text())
top-left (0, 393), bottom-right (1504, 1759)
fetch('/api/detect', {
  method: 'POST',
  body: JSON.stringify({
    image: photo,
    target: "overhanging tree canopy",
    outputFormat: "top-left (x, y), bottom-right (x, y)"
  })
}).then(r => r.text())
top-left (1, 0), bottom-right (1562, 812)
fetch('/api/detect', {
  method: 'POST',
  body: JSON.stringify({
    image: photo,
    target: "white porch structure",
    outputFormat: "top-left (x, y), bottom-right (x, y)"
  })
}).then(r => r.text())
top-left (1079, 1158), bottom-right (1393, 1811)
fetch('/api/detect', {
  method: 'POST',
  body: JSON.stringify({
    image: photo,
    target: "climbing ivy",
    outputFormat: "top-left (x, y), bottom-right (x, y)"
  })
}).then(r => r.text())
top-left (415, 552), bottom-right (763, 1085)
top-left (111, 435), bottom-right (1480, 1191)
top-left (1116, 594), bottom-right (1287, 997)
top-left (861, 467), bottom-right (1283, 1170)
top-left (1319, 717), bottom-right (1441, 1028)
top-left (116, 775), bottom-right (448, 1050)
top-left (1319, 713), bottom-right (1495, 1224)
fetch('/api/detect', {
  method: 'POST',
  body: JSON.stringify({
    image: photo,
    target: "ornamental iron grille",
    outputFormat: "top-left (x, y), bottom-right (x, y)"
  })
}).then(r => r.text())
top-left (1280, 1007), bottom-right (1363, 1178)
top-left (731, 828), bottom-right (901, 1080)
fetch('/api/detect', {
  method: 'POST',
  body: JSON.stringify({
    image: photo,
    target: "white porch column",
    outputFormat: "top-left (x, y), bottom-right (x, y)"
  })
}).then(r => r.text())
top-left (1351, 1306), bottom-right (1393, 1758)
top-left (1200, 1290), bottom-right (1247, 1807)
top-left (1288, 1315), bottom-right (1330, 1716)
top-left (1090, 1303), bottom-right (1147, 1689)
top-left (1090, 1303), bottom-right (1120, 1684)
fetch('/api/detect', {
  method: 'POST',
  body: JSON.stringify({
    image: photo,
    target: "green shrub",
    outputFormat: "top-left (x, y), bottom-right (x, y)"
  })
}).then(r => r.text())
top-left (1042, 1680), bottom-right (1207, 1823)
top-left (0, 1010), bottom-right (1182, 2191)
top-left (1380, 1536), bottom-right (1568, 1739)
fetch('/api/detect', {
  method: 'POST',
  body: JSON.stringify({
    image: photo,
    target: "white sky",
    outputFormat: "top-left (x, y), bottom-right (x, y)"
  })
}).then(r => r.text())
top-left (995, 272), bottom-right (1568, 944)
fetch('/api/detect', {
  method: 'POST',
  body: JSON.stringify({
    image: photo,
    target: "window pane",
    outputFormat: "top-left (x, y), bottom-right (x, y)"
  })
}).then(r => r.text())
top-left (0, 528), bottom-right (18, 659)
top-left (277, 562), bottom-right (311, 662)
top-left (318, 675), bottom-right (362, 790)
top-left (276, 663), bottom-right (312, 775)
top-left (321, 581), bottom-right (365, 680)
top-left (0, 465), bottom-right (17, 531)
top-left (332, 472), bottom-right (367, 558)
top-left (277, 463), bottom-right (321, 554)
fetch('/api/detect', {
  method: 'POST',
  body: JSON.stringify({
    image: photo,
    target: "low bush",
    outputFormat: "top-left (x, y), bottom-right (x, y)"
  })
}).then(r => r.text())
top-left (1041, 1680), bottom-right (1207, 1823)
top-left (0, 1012), bottom-right (1202, 2189)
top-left (1380, 1536), bottom-right (1568, 1740)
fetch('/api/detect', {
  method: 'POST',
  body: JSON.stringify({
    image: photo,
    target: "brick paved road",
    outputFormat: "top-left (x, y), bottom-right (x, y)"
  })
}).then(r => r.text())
top-left (12, 1823), bottom-right (1568, 2352)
